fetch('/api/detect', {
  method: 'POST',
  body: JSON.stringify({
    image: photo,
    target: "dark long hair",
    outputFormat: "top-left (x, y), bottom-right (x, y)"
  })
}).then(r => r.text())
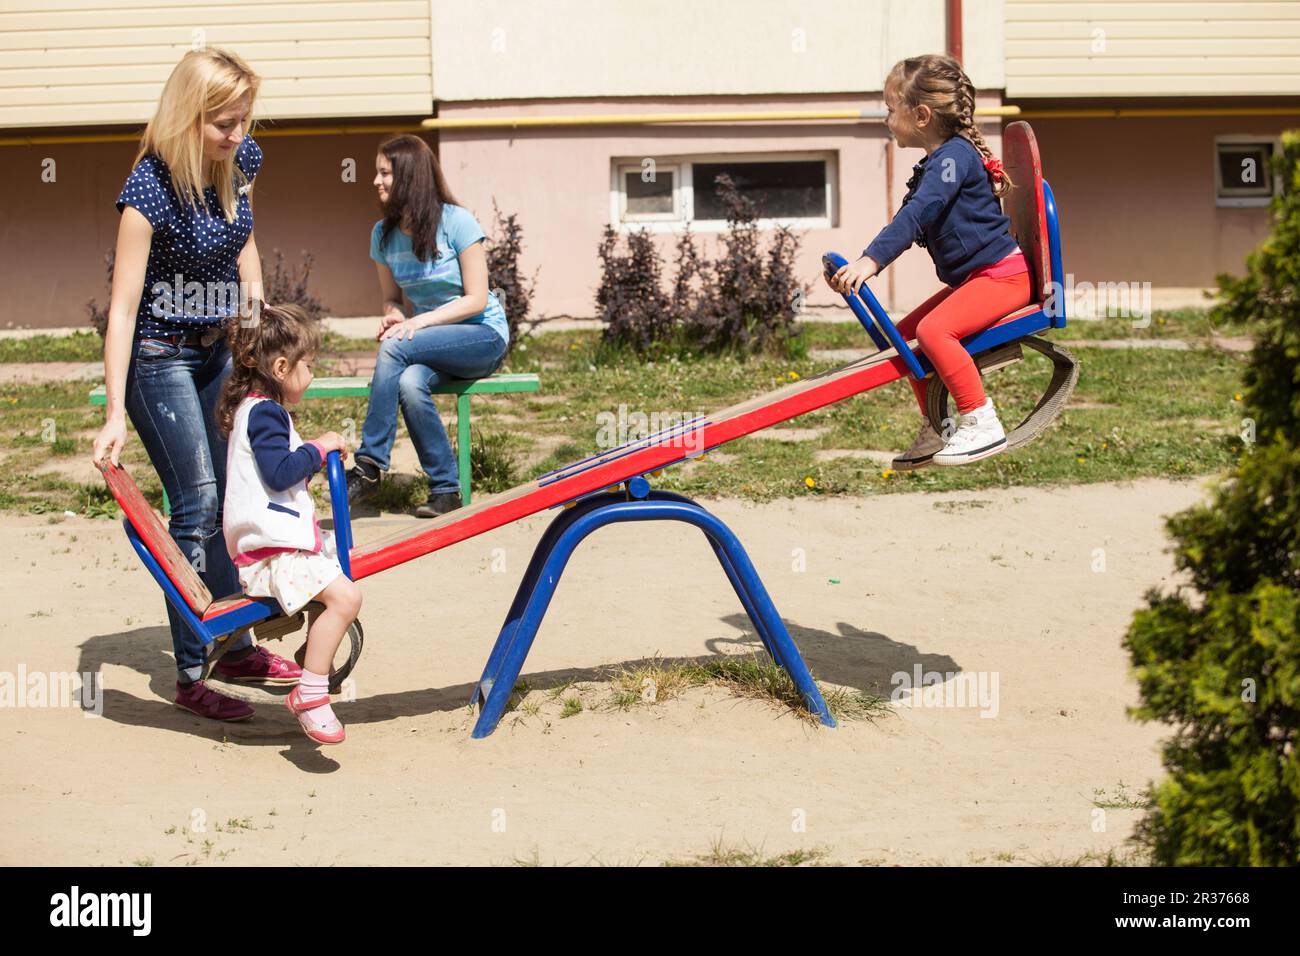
top-left (216, 302), bottom-right (321, 437)
top-left (376, 133), bottom-right (460, 262)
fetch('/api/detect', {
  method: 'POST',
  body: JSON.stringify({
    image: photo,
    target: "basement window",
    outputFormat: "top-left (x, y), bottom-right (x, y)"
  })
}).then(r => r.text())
top-left (1215, 138), bottom-right (1279, 208)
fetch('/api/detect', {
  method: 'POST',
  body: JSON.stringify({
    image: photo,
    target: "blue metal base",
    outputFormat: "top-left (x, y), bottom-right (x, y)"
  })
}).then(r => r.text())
top-left (470, 489), bottom-right (835, 738)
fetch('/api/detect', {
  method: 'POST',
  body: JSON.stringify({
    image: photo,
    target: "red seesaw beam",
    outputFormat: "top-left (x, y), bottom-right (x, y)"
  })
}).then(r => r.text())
top-left (347, 344), bottom-right (916, 579)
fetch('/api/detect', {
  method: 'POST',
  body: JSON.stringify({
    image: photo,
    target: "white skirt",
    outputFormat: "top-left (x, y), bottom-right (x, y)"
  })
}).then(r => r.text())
top-left (238, 529), bottom-right (345, 616)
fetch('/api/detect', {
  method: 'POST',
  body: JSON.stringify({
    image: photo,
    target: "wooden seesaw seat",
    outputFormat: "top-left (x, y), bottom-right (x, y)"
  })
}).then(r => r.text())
top-left (96, 458), bottom-right (362, 690)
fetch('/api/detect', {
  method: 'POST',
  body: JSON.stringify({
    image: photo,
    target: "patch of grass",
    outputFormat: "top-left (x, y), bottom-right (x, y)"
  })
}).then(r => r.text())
top-left (559, 696), bottom-right (583, 718)
top-left (0, 311), bottom-right (1247, 515)
top-left (1090, 782), bottom-right (1153, 810)
top-left (0, 331), bottom-right (104, 363)
top-left (666, 837), bottom-right (837, 867)
top-left (1032, 846), bottom-right (1150, 867)
top-left (605, 654), bottom-right (887, 725)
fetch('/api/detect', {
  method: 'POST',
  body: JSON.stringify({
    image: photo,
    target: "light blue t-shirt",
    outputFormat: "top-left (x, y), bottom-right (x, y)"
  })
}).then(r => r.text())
top-left (369, 204), bottom-right (509, 345)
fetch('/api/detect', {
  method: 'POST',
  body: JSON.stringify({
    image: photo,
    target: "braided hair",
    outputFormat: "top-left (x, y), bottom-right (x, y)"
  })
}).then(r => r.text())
top-left (216, 302), bottom-right (321, 437)
top-left (885, 54), bottom-right (1012, 198)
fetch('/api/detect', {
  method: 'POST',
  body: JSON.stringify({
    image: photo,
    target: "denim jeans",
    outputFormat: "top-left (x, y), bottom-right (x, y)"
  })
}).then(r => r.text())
top-left (357, 323), bottom-right (508, 493)
top-left (124, 336), bottom-right (250, 681)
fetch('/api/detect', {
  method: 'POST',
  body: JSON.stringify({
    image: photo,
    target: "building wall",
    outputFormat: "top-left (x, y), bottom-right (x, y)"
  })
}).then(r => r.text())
top-left (1027, 113), bottom-right (1291, 291)
top-left (1005, 0), bottom-right (1300, 97)
top-left (0, 0), bottom-right (433, 128)
top-left (437, 93), bottom-right (1007, 319)
top-left (431, 0), bottom-right (1005, 100)
top-left (0, 130), bottom-right (426, 330)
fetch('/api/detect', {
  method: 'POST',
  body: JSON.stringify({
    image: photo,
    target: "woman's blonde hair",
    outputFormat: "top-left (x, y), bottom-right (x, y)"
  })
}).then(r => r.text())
top-left (135, 48), bottom-right (261, 222)
top-left (885, 54), bottom-right (1012, 197)
top-left (216, 303), bottom-right (321, 437)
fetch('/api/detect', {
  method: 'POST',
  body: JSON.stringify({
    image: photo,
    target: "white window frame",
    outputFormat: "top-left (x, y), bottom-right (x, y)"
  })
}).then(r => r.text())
top-left (1214, 135), bottom-right (1282, 208)
top-left (610, 151), bottom-right (837, 232)
top-left (615, 162), bottom-right (682, 222)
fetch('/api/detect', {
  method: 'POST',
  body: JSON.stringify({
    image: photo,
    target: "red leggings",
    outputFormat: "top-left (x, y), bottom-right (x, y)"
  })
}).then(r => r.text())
top-left (895, 269), bottom-right (1034, 415)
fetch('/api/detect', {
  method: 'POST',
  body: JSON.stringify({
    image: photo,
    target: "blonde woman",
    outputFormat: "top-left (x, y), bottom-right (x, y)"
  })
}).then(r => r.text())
top-left (91, 49), bottom-right (301, 721)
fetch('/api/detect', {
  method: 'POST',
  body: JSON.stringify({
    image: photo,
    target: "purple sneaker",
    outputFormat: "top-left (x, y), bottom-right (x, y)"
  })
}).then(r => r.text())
top-left (213, 645), bottom-right (302, 685)
top-left (174, 680), bottom-right (254, 722)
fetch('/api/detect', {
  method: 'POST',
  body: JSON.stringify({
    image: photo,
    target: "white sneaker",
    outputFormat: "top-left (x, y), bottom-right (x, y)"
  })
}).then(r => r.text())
top-left (892, 420), bottom-right (945, 471)
top-left (932, 398), bottom-right (1007, 466)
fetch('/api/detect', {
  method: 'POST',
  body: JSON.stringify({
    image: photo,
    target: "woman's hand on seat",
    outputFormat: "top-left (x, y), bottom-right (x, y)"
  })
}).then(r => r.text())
top-left (93, 415), bottom-right (128, 467)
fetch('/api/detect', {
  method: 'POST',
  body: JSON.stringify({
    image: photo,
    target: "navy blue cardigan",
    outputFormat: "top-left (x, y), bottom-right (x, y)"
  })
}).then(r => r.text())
top-left (864, 135), bottom-right (1018, 287)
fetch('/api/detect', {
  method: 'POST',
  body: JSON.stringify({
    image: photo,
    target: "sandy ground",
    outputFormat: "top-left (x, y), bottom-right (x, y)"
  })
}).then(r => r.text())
top-left (0, 477), bottom-right (1207, 866)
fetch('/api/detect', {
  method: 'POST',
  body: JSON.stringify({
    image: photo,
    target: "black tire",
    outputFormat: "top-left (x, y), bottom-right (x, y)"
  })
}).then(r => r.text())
top-left (924, 335), bottom-right (1078, 451)
top-left (328, 617), bottom-right (364, 694)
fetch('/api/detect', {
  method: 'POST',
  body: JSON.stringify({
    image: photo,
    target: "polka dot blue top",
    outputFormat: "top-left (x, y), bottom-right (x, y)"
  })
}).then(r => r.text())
top-left (115, 136), bottom-right (262, 339)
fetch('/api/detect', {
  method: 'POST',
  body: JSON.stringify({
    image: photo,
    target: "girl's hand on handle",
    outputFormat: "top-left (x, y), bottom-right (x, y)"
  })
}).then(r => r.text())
top-left (92, 416), bottom-right (128, 468)
top-left (315, 431), bottom-right (349, 461)
top-left (830, 256), bottom-right (879, 295)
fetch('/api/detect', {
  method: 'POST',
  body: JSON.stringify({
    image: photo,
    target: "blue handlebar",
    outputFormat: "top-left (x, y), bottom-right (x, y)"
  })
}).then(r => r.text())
top-left (822, 251), bottom-right (927, 380)
top-left (326, 450), bottom-right (353, 579)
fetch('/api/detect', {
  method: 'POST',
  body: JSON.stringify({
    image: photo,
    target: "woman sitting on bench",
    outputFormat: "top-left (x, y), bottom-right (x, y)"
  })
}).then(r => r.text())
top-left (346, 134), bottom-right (510, 518)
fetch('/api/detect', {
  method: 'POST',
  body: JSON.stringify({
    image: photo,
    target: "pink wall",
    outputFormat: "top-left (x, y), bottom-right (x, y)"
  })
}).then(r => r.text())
top-left (0, 130), bottom-right (424, 331)
top-left (437, 93), bottom-right (1005, 318)
top-left (2, 105), bottom-right (1287, 332)
top-left (1027, 115), bottom-right (1290, 289)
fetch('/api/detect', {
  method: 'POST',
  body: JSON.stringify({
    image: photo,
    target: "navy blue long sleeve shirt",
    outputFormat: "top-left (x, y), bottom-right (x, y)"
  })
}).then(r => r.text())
top-left (864, 135), bottom-right (1018, 287)
top-left (247, 401), bottom-right (323, 493)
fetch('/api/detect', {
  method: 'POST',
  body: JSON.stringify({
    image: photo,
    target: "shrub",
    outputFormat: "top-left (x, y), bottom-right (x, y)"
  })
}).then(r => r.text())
top-left (1123, 130), bottom-right (1300, 865)
top-left (486, 201), bottom-right (538, 357)
top-left (595, 174), bottom-right (808, 358)
top-left (262, 249), bottom-right (328, 321)
top-left (86, 250), bottom-right (115, 337)
top-left (681, 175), bottom-right (804, 355)
top-left (595, 226), bottom-right (673, 355)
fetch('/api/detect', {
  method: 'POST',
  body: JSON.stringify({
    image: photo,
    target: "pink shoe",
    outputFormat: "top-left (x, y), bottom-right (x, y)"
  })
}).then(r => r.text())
top-left (213, 644), bottom-right (302, 685)
top-left (174, 680), bottom-right (254, 722)
top-left (286, 685), bottom-right (346, 745)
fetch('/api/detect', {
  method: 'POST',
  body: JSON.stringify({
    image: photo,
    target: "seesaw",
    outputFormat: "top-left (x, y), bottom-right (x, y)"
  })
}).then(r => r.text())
top-left (97, 121), bottom-right (1076, 739)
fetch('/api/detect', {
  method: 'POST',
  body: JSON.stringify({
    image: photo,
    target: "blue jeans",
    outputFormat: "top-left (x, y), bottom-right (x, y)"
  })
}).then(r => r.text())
top-left (357, 323), bottom-right (508, 493)
top-left (124, 337), bottom-right (250, 681)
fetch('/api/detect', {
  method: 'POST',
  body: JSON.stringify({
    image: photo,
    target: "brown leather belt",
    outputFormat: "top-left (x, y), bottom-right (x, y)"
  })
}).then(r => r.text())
top-left (145, 326), bottom-right (224, 347)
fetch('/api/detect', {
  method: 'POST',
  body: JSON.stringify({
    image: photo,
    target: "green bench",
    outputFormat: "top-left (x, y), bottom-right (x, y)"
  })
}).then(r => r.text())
top-left (90, 372), bottom-right (540, 511)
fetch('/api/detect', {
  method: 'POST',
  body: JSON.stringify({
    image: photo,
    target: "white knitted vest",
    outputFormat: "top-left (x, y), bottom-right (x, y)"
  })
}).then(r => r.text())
top-left (223, 396), bottom-right (319, 561)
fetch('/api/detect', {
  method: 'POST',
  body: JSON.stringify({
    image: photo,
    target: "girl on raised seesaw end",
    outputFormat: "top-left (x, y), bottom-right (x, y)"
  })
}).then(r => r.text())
top-left (829, 54), bottom-right (1031, 468)
top-left (217, 303), bottom-right (362, 745)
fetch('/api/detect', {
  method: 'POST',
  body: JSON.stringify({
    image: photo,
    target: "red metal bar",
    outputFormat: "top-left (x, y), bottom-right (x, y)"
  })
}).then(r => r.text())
top-left (947, 0), bottom-right (963, 62)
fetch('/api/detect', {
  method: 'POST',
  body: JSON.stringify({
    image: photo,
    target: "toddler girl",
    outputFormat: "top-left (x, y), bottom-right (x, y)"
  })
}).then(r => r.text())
top-left (218, 303), bottom-right (362, 744)
top-left (829, 54), bottom-right (1032, 467)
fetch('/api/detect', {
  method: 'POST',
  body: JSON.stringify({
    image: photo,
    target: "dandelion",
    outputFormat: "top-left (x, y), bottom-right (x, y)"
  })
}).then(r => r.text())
top-left (881, 468), bottom-right (895, 479)
top-left (787, 371), bottom-right (801, 381)
top-left (1076, 456), bottom-right (1086, 464)
top-left (1234, 392), bottom-right (1243, 402)
top-left (804, 476), bottom-right (816, 489)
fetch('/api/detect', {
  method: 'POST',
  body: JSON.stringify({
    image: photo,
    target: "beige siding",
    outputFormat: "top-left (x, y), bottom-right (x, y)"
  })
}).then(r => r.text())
top-left (430, 0), bottom-right (1006, 101)
top-left (0, 0), bottom-right (433, 128)
top-left (1005, 0), bottom-right (1300, 97)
